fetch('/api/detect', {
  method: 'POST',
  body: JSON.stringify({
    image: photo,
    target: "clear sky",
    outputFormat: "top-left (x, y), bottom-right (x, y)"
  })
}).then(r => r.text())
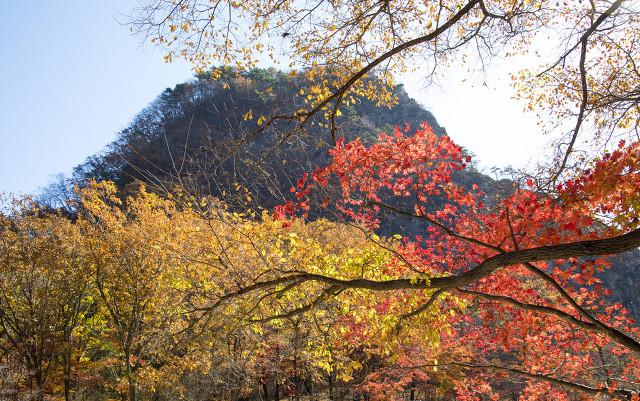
top-left (0, 1), bottom-right (544, 195)
top-left (0, 1), bottom-right (194, 195)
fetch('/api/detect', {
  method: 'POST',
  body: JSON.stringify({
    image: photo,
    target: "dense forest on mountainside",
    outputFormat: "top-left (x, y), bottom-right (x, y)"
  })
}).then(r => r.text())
top-left (68, 69), bottom-right (640, 320)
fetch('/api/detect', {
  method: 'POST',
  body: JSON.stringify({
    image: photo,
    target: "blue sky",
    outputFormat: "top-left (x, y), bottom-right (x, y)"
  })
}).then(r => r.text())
top-left (0, 1), bottom-right (194, 194)
top-left (0, 1), bottom-right (544, 195)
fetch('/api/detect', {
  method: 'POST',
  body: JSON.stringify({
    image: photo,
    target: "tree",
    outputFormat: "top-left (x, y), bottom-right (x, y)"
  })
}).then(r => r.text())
top-left (78, 181), bottom-right (212, 401)
top-left (236, 124), bottom-right (640, 398)
top-left (131, 0), bottom-right (640, 181)
top-left (0, 198), bottom-right (92, 401)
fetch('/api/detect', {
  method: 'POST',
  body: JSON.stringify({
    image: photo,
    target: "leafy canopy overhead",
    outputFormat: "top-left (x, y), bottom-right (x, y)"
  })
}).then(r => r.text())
top-left (132, 0), bottom-right (640, 179)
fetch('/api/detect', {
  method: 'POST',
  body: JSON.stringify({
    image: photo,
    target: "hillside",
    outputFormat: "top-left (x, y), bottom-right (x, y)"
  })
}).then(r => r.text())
top-left (73, 68), bottom-right (452, 205)
top-left (70, 67), bottom-right (639, 319)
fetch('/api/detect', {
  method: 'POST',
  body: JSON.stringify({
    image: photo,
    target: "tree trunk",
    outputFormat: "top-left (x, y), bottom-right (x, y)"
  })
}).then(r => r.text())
top-left (63, 348), bottom-right (72, 401)
top-left (128, 373), bottom-right (137, 401)
top-left (124, 354), bottom-right (137, 401)
top-left (274, 380), bottom-right (280, 401)
top-left (410, 378), bottom-right (416, 401)
top-left (34, 368), bottom-right (45, 401)
top-left (304, 373), bottom-right (313, 396)
top-left (328, 372), bottom-right (335, 401)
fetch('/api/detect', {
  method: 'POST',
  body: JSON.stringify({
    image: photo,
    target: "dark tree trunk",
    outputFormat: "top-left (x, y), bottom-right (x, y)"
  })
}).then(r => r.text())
top-left (304, 373), bottom-right (313, 395)
top-left (34, 368), bottom-right (45, 401)
top-left (328, 372), bottom-right (335, 401)
top-left (124, 353), bottom-right (137, 401)
top-left (410, 378), bottom-right (416, 401)
top-left (274, 380), bottom-right (280, 401)
top-left (63, 348), bottom-right (72, 401)
top-left (128, 373), bottom-right (137, 401)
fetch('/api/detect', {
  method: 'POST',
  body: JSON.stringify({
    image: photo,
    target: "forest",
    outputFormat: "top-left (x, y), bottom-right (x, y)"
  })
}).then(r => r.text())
top-left (2, 0), bottom-right (640, 400)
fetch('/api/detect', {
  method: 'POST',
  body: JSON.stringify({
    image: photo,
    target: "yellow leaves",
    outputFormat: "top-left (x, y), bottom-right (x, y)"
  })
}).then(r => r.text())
top-left (0, 196), bottom-right (95, 383)
top-left (210, 68), bottom-right (223, 80)
top-left (252, 325), bottom-right (264, 335)
top-left (243, 109), bottom-right (253, 120)
top-left (257, 115), bottom-right (266, 126)
top-left (132, 0), bottom-right (640, 157)
top-left (4, 182), bottom-right (454, 392)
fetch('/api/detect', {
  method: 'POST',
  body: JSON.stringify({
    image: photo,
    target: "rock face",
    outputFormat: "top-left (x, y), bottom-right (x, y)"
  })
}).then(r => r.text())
top-left (73, 67), bottom-right (639, 319)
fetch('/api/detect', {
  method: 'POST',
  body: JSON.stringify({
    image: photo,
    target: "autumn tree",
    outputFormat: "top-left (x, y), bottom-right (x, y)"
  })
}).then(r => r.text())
top-left (131, 0), bottom-right (640, 181)
top-left (219, 124), bottom-right (640, 399)
top-left (77, 182), bottom-right (217, 401)
top-left (0, 198), bottom-right (92, 401)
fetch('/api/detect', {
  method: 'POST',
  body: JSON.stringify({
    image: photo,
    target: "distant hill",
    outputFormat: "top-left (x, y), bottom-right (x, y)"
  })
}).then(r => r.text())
top-left (70, 67), bottom-right (639, 319)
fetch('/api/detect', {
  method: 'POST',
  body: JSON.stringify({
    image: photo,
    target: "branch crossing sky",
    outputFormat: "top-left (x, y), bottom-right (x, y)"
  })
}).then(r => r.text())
top-left (0, 1), bottom-right (543, 195)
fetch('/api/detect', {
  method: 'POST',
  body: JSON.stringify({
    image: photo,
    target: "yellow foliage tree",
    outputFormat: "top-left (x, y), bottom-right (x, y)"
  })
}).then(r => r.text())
top-left (0, 198), bottom-right (91, 401)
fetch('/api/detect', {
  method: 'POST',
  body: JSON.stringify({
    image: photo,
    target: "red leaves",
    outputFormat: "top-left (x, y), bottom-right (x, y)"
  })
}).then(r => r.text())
top-left (293, 123), bottom-right (475, 230)
top-left (559, 141), bottom-right (640, 232)
top-left (273, 201), bottom-right (297, 227)
top-left (276, 124), bottom-right (640, 398)
top-left (526, 177), bottom-right (535, 187)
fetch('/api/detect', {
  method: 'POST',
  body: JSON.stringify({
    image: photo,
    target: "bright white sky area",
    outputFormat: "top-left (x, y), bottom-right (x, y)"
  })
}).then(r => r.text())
top-left (401, 59), bottom-right (547, 175)
top-left (0, 2), bottom-right (547, 195)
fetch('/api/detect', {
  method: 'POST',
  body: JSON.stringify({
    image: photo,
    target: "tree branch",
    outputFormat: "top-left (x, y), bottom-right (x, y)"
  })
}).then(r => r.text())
top-left (456, 288), bottom-right (640, 354)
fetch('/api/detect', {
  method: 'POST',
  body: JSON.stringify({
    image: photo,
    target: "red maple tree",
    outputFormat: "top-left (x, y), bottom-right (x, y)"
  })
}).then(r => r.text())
top-left (274, 123), bottom-right (640, 400)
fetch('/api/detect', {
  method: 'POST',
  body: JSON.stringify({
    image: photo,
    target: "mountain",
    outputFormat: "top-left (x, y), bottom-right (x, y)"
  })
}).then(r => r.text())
top-left (72, 67), bottom-right (455, 205)
top-left (69, 67), bottom-right (639, 319)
